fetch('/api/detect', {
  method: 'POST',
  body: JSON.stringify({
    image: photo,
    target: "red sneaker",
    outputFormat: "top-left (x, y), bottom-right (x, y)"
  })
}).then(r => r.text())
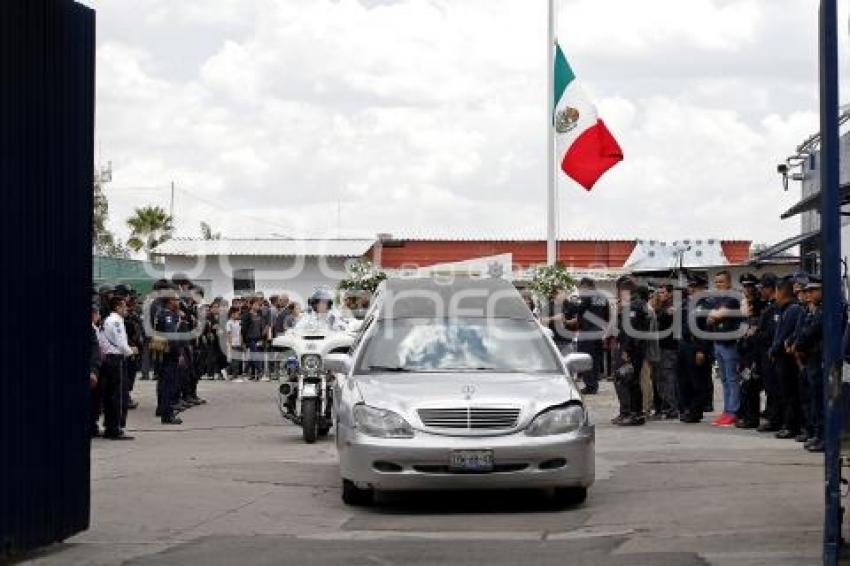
top-left (718, 414), bottom-right (737, 427)
top-left (710, 414), bottom-right (726, 426)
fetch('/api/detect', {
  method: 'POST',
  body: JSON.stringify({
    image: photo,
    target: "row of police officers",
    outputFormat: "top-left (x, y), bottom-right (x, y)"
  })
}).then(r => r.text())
top-left (91, 277), bottom-right (212, 439)
top-left (540, 271), bottom-right (826, 449)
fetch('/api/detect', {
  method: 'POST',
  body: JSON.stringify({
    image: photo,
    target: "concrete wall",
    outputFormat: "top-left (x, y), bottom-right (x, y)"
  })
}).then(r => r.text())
top-left (163, 255), bottom-right (352, 304)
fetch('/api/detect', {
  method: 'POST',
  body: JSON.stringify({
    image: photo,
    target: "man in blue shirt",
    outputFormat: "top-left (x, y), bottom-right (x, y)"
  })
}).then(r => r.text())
top-left (706, 270), bottom-right (744, 427)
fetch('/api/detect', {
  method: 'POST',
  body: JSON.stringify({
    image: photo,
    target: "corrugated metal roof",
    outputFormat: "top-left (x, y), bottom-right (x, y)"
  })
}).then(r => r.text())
top-left (152, 238), bottom-right (375, 257)
top-left (385, 229), bottom-right (635, 242)
top-left (384, 230), bottom-right (750, 243)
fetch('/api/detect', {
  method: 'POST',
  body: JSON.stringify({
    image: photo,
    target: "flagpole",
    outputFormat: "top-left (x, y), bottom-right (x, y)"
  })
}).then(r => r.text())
top-left (546, 0), bottom-right (557, 266)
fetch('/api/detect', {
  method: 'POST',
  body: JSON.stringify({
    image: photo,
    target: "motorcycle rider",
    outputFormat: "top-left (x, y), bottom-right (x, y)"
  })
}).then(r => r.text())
top-left (300, 288), bottom-right (347, 331)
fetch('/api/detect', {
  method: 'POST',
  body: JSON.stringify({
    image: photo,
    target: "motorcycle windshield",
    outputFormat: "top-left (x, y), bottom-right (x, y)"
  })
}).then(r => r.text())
top-left (294, 313), bottom-right (338, 333)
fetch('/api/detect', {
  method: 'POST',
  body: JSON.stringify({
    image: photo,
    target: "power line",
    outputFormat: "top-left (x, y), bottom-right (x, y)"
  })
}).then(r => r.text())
top-left (171, 184), bottom-right (293, 234)
top-left (104, 181), bottom-right (295, 235)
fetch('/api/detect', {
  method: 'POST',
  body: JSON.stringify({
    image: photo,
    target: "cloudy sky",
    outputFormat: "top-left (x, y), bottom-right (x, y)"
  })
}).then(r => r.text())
top-left (83, 0), bottom-right (850, 248)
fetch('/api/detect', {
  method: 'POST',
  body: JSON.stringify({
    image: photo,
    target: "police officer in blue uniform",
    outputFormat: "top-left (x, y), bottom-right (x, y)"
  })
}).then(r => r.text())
top-left (576, 277), bottom-right (610, 395)
top-left (678, 274), bottom-right (713, 423)
top-left (755, 273), bottom-right (781, 432)
top-left (791, 276), bottom-right (824, 452)
top-left (612, 280), bottom-right (650, 426)
top-left (769, 276), bottom-right (806, 439)
top-left (155, 290), bottom-right (184, 425)
top-left (735, 273), bottom-right (764, 429)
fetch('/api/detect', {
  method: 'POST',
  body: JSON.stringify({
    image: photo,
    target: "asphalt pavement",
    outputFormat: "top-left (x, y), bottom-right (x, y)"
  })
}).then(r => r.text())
top-left (17, 378), bottom-right (825, 566)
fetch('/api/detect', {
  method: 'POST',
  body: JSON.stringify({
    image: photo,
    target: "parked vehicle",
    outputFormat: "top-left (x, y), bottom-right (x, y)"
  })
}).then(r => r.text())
top-left (325, 277), bottom-right (595, 506)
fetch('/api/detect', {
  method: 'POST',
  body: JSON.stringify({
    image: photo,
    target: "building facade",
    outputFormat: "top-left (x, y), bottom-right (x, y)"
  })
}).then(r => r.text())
top-left (153, 235), bottom-right (753, 301)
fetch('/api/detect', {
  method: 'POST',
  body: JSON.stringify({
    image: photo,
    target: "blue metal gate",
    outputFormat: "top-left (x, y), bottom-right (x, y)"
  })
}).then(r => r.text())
top-left (0, 0), bottom-right (95, 556)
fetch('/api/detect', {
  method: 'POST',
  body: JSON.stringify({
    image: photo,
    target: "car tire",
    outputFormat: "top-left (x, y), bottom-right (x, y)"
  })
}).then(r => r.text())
top-left (552, 486), bottom-right (587, 507)
top-left (342, 479), bottom-right (374, 506)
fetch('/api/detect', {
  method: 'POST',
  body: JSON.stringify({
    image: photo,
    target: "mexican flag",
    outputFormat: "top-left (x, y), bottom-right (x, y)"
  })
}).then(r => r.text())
top-left (554, 42), bottom-right (623, 191)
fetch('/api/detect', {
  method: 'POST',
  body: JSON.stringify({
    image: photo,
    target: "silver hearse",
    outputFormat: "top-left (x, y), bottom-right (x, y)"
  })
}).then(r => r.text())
top-left (325, 277), bottom-right (595, 506)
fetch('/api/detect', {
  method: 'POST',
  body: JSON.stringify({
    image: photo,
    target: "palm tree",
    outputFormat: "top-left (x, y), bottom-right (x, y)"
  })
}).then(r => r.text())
top-left (126, 205), bottom-right (174, 257)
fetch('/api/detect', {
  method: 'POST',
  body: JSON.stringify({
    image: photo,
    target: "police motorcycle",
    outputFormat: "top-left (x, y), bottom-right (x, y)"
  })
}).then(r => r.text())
top-left (273, 289), bottom-right (358, 443)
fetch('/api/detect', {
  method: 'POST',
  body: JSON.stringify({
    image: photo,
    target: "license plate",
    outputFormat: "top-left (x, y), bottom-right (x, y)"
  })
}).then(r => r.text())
top-left (450, 450), bottom-right (494, 472)
top-left (301, 383), bottom-right (318, 398)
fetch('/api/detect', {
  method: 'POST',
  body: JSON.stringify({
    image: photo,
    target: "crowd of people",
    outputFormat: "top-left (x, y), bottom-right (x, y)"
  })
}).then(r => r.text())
top-left (537, 270), bottom-right (826, 453)
top-left (89, 276), bottom-right (341, 440)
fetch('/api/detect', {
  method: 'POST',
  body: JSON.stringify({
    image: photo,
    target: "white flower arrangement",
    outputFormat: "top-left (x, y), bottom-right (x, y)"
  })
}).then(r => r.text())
top-left (529, 263), bottom-right (576, 301)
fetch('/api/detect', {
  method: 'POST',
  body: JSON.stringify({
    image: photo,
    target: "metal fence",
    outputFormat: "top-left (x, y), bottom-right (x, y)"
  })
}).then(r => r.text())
top-left (0, 0), bottom-right (95, 557)
top-left (93, 255), bottom-right (165, 295)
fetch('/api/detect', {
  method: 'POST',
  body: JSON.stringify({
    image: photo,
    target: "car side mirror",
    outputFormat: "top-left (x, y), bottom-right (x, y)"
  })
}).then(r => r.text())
top-left (564, 352), bottom-right (592, 374)
top-left (325, 353), bottom-right (352, 374)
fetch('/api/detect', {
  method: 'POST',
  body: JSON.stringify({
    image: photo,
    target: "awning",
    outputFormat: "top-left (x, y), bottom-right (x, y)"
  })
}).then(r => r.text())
top-left (750, 230), bottom-right (819, 264)
top-left (780, 183), bottom-right (850, 219)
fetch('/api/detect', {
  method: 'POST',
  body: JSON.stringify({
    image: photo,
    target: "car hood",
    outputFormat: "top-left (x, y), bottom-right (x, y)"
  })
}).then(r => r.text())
top-left (353, 372), bottom-right (580, 431)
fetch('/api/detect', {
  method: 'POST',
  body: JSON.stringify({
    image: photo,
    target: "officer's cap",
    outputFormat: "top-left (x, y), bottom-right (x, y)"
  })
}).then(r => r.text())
top-left (792, 271), bottom-right (810, 288)
top-left (758, 273), bottom-right (778, 289)
top-left (804, 275), bottom-right (823, 290)
top-left (739, 273), bottom-right (759, 287)
top-left (98, 284), bottom-right (115, 295)
top-left (114, 283), bottom-right (132, 296)
top-left (171, 273), bottom-right (191, 286)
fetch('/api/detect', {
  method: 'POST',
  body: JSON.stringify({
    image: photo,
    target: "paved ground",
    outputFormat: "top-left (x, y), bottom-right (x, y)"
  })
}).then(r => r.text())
top-left (18, 379), bottom-right (826, 565)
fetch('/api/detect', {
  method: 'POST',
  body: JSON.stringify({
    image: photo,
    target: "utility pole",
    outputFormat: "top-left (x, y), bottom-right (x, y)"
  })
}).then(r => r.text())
top-left (170, 180), bottom-right (175, 220)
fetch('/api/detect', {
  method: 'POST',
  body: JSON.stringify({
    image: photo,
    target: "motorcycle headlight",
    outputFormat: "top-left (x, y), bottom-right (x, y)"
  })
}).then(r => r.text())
top-left (353, 404), bottom-right (414, 438)
top-left (302, 354), bottom-right (322, 374)
top-left (525, 404), bottom-right (585, 436)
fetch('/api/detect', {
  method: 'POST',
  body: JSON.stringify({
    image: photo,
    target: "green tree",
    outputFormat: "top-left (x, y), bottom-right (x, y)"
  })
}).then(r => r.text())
top-left (93, 177), bottom-right (128, 257)
top-left (126, 205), bottom-right (174, 257)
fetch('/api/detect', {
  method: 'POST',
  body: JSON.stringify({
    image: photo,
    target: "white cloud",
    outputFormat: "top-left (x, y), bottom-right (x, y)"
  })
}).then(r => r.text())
top-left (561, 0), bottom-right (762, 55)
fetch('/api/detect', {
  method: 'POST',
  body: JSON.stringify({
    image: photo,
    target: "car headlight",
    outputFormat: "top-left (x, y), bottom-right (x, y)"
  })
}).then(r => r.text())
top-left (302, 354), bottom-right (322, 374)
top-left (525, 404), bottom-right (585, 436)
top-left (353, 404), bottom-right (414, 438)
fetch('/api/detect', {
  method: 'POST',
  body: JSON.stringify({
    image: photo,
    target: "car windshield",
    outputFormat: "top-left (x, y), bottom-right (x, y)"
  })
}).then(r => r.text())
top-left (356, 318), bottom-right (560, 373)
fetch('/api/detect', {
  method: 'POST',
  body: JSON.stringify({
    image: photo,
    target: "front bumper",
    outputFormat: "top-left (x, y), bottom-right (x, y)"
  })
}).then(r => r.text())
top-left (337, 424), bottom-right (595, 491)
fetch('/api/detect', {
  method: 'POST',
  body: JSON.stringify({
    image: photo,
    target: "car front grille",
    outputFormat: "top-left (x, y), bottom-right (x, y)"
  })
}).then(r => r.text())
top-left (417, 407), bottom-right (521, 430)
top-left (413, 463), bottom-right (528, 474)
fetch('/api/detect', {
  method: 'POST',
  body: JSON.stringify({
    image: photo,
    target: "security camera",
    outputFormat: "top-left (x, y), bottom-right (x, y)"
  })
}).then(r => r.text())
top-left (777, 163), bottom-right (789, 175)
